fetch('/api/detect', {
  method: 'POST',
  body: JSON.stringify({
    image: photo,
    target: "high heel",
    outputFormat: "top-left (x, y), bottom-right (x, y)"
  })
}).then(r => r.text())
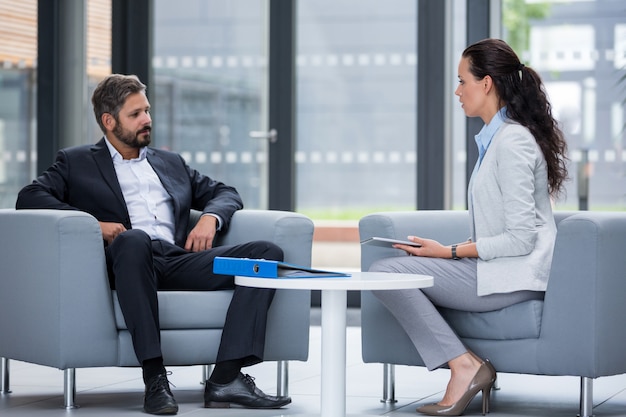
top-left (482, 359), bottom-right (498, 391)
top-left (468, 352), bottom-right (497, 392)
top-left (416, 361), bottom-right (496, 416)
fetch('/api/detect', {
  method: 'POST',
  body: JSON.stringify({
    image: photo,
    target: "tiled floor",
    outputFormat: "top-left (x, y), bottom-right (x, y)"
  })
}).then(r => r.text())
top-left (3, 309), bottom-right (626, 417)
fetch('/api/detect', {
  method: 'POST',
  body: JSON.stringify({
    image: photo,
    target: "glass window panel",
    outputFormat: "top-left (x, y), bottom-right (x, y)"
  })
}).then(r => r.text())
top-left (0, 0), bottom-right (111, 208)
top-left (615, 24), bottom-right (626, 69)
top-left (504, 0), bottom-right (625, 210)
top-left (529, 25), bottom-right (595, 71)
top-left (87, 0), bottom-right (112, 143)
top-left (296, 0), bottom-right (417, 220)
top-left (450, 0), bottom-right (469, 210)
top-left (0, 0), bottom-right (37, 208)
top-left (153, 0), bottom-right (269, 209)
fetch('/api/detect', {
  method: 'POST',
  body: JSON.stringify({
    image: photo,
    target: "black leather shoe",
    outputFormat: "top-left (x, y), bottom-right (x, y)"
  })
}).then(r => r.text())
top-left (204, 373), bottom-right (291, 409)
top-left (143, 373), bottom-right (179, 415)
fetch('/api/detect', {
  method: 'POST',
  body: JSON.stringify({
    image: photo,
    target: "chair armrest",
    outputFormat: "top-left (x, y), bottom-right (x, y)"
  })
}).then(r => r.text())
top-left (359, 210), bottom-right (470, 365)
top-left (359, 210), bottom-right (470, 271)
top-left (217, 209), bottom-right (315, 361)
top-left (0, 209), bottom-right (118, 369)
top-left (538, 211), bottom-right (626, 376)
top-left (218, 209), bottom-right (315, 267)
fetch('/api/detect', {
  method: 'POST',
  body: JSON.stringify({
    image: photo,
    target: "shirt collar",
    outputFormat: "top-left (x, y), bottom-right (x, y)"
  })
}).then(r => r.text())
top-left (104, 137), bottom-right (148, 162)
top-left (474, 106), bottom-right (508, 156)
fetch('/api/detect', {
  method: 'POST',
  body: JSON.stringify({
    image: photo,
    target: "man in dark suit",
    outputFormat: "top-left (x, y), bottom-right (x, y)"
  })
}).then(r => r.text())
top-left (16, 74), bottom-right (291, 415)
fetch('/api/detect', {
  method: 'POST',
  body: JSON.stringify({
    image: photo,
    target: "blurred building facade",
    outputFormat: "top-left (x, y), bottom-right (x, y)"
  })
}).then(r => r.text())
top-left (0, 0), bottom-right (624, 214)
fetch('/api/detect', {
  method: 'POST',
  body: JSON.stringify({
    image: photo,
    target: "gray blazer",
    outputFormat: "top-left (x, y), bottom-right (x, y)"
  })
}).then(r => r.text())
top-left (468, 122), bottom-right (557, 296)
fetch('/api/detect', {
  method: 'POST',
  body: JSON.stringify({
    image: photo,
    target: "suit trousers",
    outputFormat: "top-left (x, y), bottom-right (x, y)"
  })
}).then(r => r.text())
top-left (105, 228), bottom-right (283, 366)
top-left (369, 256), bottom-right (542, 370)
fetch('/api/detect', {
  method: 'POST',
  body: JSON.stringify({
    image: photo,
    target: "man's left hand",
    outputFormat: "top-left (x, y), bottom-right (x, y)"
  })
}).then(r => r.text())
top-left (185, 215), bottom-right (218, 252)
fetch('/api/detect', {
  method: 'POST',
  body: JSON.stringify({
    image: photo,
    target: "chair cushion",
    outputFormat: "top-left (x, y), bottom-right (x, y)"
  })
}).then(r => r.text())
top-left (113, 290), bottom-right (234, 330)
top-left (440, 299), bottom-right (544, 340)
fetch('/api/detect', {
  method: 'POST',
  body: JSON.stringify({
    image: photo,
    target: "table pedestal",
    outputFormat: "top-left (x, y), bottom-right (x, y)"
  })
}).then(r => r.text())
top-left (321, 289), bottom-right (348, 417)
top-left (235, 271), bottom-right (433, 417)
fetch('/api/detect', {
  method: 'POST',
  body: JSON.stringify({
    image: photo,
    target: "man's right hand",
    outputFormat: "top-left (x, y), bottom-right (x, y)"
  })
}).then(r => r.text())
top-left (99, 221), bottom-right (127, 245)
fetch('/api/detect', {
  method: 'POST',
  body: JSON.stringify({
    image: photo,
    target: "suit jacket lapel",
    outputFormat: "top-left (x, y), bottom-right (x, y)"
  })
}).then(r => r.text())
top-left (146, 149), bottom-right (183, 227)
top-left (90, 138), bottom-right (128, 211)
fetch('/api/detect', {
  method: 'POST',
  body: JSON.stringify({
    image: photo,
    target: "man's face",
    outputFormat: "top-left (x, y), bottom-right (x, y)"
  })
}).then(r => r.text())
top-left (111, 92), bottom-right (152, 148)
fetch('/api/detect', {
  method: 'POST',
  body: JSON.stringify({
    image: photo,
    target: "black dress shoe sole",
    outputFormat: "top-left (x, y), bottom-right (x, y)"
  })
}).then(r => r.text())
top-left (143, 404), bottom-right (179, 415)
top-left (204, 398), bottom-right (291, 409)
top-left (204, 400), bottom-right (230, 408)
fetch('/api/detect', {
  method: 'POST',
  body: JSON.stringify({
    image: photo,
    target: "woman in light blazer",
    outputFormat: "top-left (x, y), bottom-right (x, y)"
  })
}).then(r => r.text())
top-left (369, 38), bottom-right (569, 416)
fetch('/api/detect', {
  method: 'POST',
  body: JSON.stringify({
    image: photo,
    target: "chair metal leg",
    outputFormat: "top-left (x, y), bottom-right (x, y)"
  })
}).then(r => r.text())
top-left (277, 360), bottom-right (288, 396)
top-left (201, 364), bottom-right (213, 384)
top-left (579, 376), bottom-right (594, 417)
top-left (381, 363), bottom-right (397, 403)
top-left (1, 357), bottom-right (10, 394)
top-left (63, 368), bottom-right (79, 409)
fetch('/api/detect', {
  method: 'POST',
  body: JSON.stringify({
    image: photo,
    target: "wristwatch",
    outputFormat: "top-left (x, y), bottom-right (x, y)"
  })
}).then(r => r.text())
top-left (451, 244), bottom-right (461, 260)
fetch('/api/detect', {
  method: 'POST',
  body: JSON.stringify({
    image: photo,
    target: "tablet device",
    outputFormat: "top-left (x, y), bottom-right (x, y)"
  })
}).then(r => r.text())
top-left (360, 237), bottom-right (421, 248)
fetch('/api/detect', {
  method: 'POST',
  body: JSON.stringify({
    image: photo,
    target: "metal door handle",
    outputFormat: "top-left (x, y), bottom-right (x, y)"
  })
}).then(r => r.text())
top-left (249, 129), bottom-right (277, 143)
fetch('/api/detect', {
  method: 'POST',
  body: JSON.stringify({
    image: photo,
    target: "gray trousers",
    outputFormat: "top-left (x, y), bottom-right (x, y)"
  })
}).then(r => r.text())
top-left (369, 256), bottom-right (542, 371)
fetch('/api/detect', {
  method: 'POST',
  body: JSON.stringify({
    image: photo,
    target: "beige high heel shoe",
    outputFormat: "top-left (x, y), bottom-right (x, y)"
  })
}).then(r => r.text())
top-left (468, 352), bottom-right (497, 391)
top-left (416, 361), bottom-right (497, 416)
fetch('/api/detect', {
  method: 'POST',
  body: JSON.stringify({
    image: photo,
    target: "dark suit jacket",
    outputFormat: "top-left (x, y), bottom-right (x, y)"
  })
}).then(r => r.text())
top-left (16, 138), bottom-right (244, 248)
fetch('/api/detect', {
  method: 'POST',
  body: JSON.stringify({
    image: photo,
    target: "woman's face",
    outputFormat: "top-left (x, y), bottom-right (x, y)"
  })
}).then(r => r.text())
top-left (454, 57), bottom-right (488, 120)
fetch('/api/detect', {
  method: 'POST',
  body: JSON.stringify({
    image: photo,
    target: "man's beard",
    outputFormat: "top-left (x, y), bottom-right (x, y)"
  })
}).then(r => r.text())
top-left (113, 123), bottom-right (151, 148)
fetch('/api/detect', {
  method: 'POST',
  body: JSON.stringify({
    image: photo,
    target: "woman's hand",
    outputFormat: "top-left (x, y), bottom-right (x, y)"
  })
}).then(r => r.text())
top-left (394, 236), bottom-right (478, 259)
top-left (393, 236), bottom-right (449, 258)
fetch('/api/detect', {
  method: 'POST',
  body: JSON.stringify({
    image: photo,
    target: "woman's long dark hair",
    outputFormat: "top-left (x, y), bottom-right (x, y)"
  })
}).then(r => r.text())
top-left (462, 38), bottom-right (569, 198)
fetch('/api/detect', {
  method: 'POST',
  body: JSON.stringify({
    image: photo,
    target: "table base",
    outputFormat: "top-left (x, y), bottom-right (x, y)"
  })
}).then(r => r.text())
top-left (269, 414), bottom-right (383, 417)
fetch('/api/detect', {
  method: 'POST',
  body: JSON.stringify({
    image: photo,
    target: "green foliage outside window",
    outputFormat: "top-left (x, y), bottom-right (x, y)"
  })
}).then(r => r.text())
top-left (502, 0), bottom-right (551, 59)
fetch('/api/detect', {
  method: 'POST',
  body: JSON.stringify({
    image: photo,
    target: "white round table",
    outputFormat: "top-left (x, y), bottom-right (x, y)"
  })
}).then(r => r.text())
top-left (236, 271), bottom-right (433, 417)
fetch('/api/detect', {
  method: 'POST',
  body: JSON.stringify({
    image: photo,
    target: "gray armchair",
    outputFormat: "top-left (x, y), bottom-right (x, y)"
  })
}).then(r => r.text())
top-left (0, 208), bottom-right (313, 408)
top-left (359, 210), bottom-right (626, 417)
